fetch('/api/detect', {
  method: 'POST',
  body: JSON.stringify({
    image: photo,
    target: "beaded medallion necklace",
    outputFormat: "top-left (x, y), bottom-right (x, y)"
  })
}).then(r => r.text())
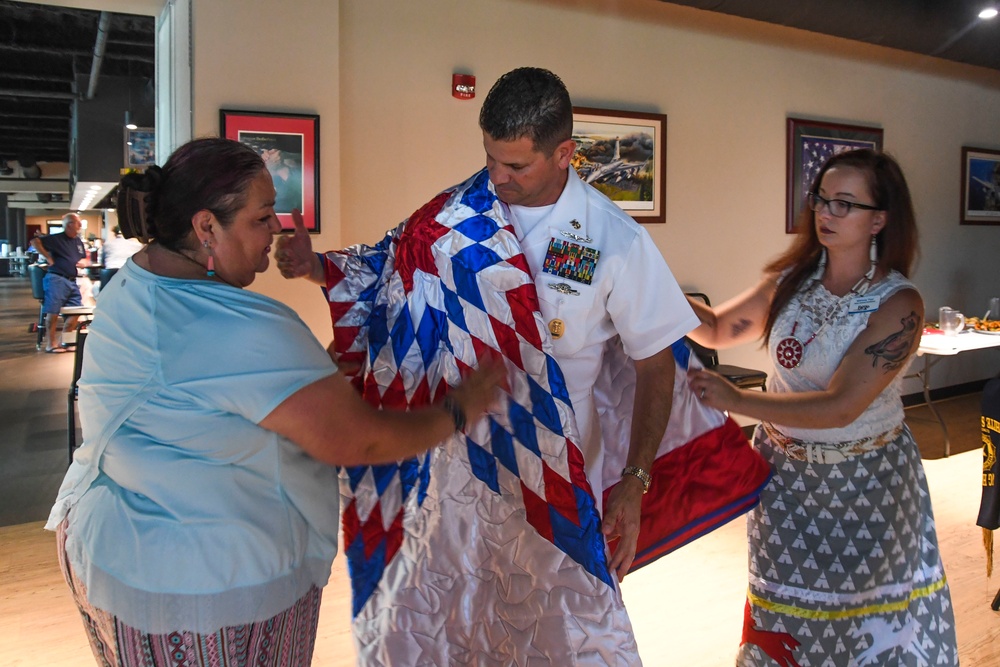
top-left (774, 253), bottom-right (875, 370)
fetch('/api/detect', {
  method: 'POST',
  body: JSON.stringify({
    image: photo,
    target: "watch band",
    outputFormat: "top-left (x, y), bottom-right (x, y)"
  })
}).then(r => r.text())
top-left (621, 466), bottom-right (651, 494)
top-left (441, 395), bottom-right (467, 432)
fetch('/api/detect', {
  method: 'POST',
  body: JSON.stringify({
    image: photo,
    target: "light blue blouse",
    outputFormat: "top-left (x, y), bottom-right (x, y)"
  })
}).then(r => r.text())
top-left (46, 259), bottom-right (340, 633)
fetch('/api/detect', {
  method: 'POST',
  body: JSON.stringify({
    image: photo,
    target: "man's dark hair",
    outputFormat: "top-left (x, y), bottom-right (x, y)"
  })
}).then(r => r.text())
top-left (479, 67), bottom-right (573, 155)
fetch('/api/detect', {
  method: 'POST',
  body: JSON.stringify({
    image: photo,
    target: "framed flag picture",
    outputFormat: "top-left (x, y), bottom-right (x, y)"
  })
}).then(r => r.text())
top-left (220, 109), bottom-right (320, 233)
top-left (785, 117), bottom-right (883, 233)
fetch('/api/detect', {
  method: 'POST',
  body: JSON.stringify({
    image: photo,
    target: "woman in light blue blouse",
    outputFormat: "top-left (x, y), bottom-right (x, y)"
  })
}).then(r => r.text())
top-left (46, 137), bottom-right (504, 667)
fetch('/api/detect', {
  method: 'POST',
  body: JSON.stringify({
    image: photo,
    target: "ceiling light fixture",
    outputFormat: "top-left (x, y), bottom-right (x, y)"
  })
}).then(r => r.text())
top-left (124, 110), bottom-right (138, 130)
top-left (980, 7), bottom-right (999, 19)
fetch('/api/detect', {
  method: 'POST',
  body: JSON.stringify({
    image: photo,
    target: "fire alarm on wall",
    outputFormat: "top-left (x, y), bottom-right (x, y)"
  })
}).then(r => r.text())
top-left (452, 73), bottom-right (475, 100)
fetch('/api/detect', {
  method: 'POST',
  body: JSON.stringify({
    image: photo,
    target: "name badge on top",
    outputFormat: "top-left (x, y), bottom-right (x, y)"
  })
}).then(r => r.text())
top-left (848, 295), bottom-right (880, 314)
top-left (542, 237), bottom-right (600, 286)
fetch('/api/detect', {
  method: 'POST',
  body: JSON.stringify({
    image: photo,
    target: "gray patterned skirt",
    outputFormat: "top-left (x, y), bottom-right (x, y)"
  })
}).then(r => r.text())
top-left (736, 423), bottom-right (958, 667)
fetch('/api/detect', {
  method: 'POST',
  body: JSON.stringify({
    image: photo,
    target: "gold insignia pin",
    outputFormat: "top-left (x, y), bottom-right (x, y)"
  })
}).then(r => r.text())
top-left (570, 219), bottom-right (581, 229)
top-left (549, 318), bottom-right (565, 339)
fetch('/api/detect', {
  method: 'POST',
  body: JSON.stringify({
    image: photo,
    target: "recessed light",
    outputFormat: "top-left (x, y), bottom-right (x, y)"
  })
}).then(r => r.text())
top-left (980, 7), bottom-right (998, 19)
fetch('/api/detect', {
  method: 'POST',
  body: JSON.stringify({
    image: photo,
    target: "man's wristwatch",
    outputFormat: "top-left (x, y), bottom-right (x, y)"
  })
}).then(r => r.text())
top-left (621, 466), bottom-right (651, 494)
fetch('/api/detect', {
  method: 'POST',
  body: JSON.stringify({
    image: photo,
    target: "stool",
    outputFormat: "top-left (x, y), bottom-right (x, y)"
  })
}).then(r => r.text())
top-left (28, 264), bottom-right (47, 349)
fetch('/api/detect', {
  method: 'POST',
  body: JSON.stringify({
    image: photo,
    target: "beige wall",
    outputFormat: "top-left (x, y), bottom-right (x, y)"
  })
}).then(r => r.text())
top-left (190, 0), bottom-right (341, 339)
top-left (190, 0), bottom-right (1000, 391)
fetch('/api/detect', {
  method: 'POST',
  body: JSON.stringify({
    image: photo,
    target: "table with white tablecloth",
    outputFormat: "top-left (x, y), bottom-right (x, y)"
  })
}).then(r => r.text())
top-left (912, 329), bottom-right (1000, 456)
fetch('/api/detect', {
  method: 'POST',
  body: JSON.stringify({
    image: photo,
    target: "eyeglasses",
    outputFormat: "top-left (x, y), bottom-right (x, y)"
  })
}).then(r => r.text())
top-left (807, 192), bottom-right (881, 218)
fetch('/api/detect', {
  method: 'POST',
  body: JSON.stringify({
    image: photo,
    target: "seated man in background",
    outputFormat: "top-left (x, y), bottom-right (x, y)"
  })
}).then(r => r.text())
top-left (30, 212), bottom-right (89, 353)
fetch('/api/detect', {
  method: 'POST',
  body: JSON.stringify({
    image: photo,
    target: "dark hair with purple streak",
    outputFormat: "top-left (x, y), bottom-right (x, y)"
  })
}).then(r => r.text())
top-left (117, 137), bottom-right (266, 250)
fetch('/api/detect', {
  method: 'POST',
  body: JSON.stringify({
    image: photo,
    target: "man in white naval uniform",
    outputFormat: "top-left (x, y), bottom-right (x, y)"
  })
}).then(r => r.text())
top-left (477, 67), bottom-right (698, 579)
top-left (274, 69), bottom-right (702, 663)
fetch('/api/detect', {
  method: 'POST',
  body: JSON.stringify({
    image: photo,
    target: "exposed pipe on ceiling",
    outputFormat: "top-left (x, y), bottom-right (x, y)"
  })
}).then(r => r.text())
top-left (86, 11), bottom-right (112, 100)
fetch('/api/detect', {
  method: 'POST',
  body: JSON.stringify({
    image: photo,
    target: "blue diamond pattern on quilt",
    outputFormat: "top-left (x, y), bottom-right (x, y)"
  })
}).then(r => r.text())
top-left (416, 453), bottom-right (432, 505)
top-left (527, 374), bottom-right (563, 436)
top-left (398, 457), bottom-right (420, 499)
top-left (509, 401), bottom-right (541, 456)
top-left (672, 338), bottom-right (691, 370)
top-left (372, 463), bottom-right (400, 497)
top-left (450, 245), bottom-right (504, 312)
top-left (347, 535), bottom-right (387, 617)
top-left (467, 437), bottom-right (500, 494)
top-left (545, 354), bottom-right (571, 406)
top-left (551, 488), bottom-right (612, 586)
top-left (414, 305), bottom-right (448, 369)
top-left (441, 285), bottom-right (470, 334)
top-left (366, 303), bottom-right (391, 362)
top-left (389, 303), bottom-right (416, 368)
top-left (454, 214), bottom-right (502, 242)
top-left (345, 465), bottom-right (368, 492)
top-left (489, 419), bottom-right (519, 476)
top-left (460, 170), bottom-right (496, 212)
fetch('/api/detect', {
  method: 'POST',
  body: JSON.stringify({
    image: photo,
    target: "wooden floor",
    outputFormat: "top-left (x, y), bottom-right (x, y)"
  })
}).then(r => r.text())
top-left (3, 447), bottom-right (999, 666)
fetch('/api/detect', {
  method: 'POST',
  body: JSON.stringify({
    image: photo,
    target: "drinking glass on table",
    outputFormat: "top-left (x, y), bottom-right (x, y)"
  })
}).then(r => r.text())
top-left (939, 307), bottom-right (965, 336)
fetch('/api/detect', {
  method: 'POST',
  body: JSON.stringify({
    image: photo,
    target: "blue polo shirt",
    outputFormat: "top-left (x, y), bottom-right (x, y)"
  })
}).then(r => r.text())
top-left (41, 232), bottom-right (86, 278)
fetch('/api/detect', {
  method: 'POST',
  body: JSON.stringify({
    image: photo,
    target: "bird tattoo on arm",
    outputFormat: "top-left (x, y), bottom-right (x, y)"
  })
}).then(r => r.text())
top-left (864, 311), bottom-right (920, 371)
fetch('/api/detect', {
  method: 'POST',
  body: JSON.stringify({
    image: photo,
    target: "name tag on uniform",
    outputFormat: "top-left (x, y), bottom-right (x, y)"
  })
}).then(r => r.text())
top-left (542, 237), bottom-right (600, 285)
top-left (848, 295), bottom-right (880, 314)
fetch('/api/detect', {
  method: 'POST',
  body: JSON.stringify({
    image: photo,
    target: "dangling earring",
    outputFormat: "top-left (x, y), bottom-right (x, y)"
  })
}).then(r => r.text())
top-left (203, 240), bottom-right (215, 277)
top-left (866, 234), bottom-right (877, 280)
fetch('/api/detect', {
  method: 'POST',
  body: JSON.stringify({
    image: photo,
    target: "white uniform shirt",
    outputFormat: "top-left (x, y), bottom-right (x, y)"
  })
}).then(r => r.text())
top-left (509, 169), bottom-right (698, 498)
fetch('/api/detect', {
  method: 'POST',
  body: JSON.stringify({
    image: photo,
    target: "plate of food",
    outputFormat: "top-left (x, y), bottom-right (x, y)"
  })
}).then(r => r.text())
top-left (967, 317), bottom-right (1000, 335)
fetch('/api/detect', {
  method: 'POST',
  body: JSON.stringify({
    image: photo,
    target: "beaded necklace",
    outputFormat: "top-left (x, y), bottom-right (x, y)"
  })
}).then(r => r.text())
top-left (774, 253), bottom-right (875, 370)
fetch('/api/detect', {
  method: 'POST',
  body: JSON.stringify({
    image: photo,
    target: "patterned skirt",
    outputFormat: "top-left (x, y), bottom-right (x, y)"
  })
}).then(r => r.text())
top-left (737, 424), bottom-right (958, 667)
top-left (57, 520), bottom-right (322, 667)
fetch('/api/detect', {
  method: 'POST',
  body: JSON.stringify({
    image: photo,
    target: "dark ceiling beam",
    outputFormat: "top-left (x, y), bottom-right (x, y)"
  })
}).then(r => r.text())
top-left (0, 89), bottom-right (78, 100)
top-left (0, 42), bottom-right (95, 58)
top-left (0, 73), bottom-right (74, 84)
top-left (0, 112), bottom-right (71, 122)
top-left (0, 124), bottom-right (65, 134)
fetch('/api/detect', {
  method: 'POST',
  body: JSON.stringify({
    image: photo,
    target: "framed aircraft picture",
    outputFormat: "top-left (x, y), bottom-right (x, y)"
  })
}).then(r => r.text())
top-left (571, 107), bottom-right (667, 224)
top-left (960, 146), bottom-right (1000, 225)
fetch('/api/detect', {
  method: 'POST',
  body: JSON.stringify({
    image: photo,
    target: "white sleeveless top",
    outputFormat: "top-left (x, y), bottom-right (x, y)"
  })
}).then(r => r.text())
top-left (767, 270), bottom-right (918, 444)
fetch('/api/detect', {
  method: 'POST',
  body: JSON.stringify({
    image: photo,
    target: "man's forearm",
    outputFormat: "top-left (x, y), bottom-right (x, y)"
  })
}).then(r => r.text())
top-left (627, 346), bottom-right (676, 475)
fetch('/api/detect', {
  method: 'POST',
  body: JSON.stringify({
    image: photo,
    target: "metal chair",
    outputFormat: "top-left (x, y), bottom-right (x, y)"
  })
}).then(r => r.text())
top-left (686, 292), bottom-right (768, 391)
top-left (28, 263), bottom-right (47, 349)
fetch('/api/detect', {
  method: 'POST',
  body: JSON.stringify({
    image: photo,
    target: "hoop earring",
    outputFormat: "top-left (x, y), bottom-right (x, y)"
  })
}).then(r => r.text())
top-left (203, 240), bottom-right (215, 277)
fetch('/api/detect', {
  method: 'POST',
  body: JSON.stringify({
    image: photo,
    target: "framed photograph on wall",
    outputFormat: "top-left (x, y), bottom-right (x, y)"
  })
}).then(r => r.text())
top-left (572, 107), bottom-right (666, 224)
top-left (960, 146), bottom-right (1000, 225)
top-left (220, 110), bottom-right (320, 233)
top-left (124, 127), bottom-right (156, 168)
top-left (786, 117), bottom-right (883, 233)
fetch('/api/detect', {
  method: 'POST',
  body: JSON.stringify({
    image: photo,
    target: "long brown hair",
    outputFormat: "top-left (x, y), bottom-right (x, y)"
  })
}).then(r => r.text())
top-left (763, 149), bottom-right (918, 344)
